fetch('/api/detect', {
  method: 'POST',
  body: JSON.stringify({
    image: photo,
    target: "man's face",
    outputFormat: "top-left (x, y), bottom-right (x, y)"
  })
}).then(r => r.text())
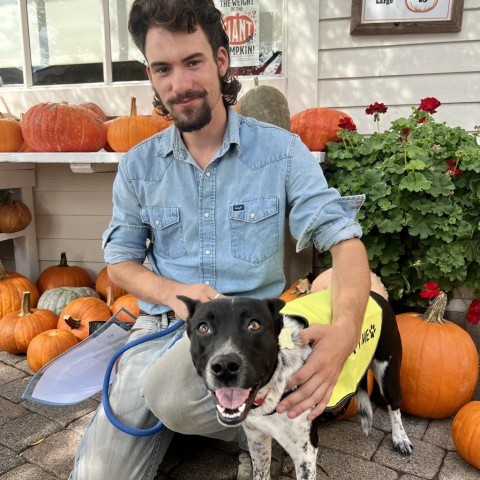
top-left (145, 26), bottom-right (228, 132)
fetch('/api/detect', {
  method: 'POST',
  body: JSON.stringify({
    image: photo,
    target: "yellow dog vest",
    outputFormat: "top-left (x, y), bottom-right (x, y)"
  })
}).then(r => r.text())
top-left (280, 290), bottom-right (382, 411)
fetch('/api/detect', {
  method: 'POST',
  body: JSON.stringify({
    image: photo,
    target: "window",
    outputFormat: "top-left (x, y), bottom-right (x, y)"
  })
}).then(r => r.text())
top-left (0, 0), bottom-right (284, 88)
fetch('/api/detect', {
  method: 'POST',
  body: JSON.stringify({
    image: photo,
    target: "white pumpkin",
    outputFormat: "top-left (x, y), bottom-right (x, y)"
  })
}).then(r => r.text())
top-left (38, 286), bottom-right (100, 315)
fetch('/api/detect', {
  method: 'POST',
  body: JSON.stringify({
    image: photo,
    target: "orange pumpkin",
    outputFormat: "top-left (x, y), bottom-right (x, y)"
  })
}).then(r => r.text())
top-left (0, 112), bottom-right (23, 152)
top-left (290, 107), bottom-right (352, 151)
top-left (280, 276), bottom-right (312, 303)
top-left (337, 369), bottom-right (375, 420)
top-left (452, 401), bottom-right (480, 469)
top-left (397, 292), bottom-right (479, 419)
top-left (150, 108), bottom-right (173, 131)
top-left (110, 293), bottom-right (139, 323)
top-left (95, 266), bottom-right (127, 301)
top-left (57, 296), bottom-right (112, 340)
top-left (36, 252), bottom-right (93, 294)
top-left (21, 102), bottom-right (107, 152)
top-left (107, 97), bottom-right (160, 152)
top-left (0, 190), bottom-right (32, 233)
top-left (79, 102), bottom-right (108, 122)
top-left (0, 292), bottom-right (58, 354)
top-left (0, 260), bottom-right (39, 318)
top-left (27, 329), bottom-right (78, 372)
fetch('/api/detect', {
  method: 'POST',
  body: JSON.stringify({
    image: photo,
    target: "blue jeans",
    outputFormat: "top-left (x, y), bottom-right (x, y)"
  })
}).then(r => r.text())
top-left (69, 315), bottom-right (244, 480)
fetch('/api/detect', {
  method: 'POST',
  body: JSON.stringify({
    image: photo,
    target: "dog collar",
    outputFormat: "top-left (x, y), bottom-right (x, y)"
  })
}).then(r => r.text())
top-left (252, 389), bottom-right (270, 408)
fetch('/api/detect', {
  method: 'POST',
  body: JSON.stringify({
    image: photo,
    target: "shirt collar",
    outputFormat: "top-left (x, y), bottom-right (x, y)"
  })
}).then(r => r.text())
top-left (155, 107), bottom-right (241, 161)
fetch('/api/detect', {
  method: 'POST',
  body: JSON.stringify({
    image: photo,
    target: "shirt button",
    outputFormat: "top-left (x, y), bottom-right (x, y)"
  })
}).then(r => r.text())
top-left (204, 212), bottom-right (209, 218)
top-left (205, 172), bottom-right (211, 177)
top-left (155, 220), bottom-right (160, 225)
top-left (205, 281), bottom-right (210, 285)
top-left (205, 250), bottom-right (211, 255)
top-left (250, 213), bottom-right (256, 219)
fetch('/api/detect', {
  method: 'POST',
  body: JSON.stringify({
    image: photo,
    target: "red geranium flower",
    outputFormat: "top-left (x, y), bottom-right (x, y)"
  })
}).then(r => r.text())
top-left (338, 117), bottom-right (357, 132)
top-left (419, 281), bottom-right (441, 299)
top-left (417, 117), bottom-right (428, 124)
top-left (365, 102), bottom-right (388, 115)
top-left (418, 97), bottom-right (441, 114)
top-left (443, 158), bottom-right (462, 177)
top-left (466, 299), bottom-right (480, 325)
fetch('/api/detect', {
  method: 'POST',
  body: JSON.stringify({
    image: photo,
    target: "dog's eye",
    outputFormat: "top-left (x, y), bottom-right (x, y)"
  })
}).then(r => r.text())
top-left (197, 322), bottom-right (210, 335)
top-left (248, 320), bottom-right (261, 331)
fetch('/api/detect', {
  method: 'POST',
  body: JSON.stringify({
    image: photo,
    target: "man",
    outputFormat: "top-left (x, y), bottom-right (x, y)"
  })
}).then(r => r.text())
top-left (69, 1), bottom-right (370, 479)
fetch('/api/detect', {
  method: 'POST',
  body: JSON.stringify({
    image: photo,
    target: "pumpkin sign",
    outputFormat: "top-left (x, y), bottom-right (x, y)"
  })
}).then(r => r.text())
top-left (21, 102), bottom-right (107, 152)
top-left (0, 291), bottom-right (58, 354)
top-left (405, 0), bottom-right (439, 13)
top-left (0, 190), bottom-right (32, 233)
top-left (290, 107), bottom-right (352, 151)
top-left (236, 77), bottom-right (291, 131)
top-left (452, 401), bottom-right (480, 469)
top-left (396, 292), bottom-right (479, 419)
top-left (36, 252), bottom-right (93, 294)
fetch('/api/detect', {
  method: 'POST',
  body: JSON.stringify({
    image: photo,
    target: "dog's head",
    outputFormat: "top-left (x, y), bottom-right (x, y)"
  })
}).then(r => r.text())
top-left (179, 295), bottom-right (285, 426)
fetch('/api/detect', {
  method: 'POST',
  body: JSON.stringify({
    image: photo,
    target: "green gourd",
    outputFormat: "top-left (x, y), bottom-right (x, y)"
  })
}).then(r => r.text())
top-left (236, 77), bottom-right (290, 131)
top-left (38, 286), bottom-right (99, 316)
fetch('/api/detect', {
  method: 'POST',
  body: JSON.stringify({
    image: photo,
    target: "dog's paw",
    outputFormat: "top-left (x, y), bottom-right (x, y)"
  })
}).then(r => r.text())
top-left (393, 439), bottom-right (413, 456)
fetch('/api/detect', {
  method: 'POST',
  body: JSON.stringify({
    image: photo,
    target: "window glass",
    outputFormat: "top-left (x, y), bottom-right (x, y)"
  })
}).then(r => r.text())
top-left (27, 0), bottom-right (104, 85)
top-left (109, 0), bottom-right (147, 82)
top-left (0, 0), bottom-right (24, 86)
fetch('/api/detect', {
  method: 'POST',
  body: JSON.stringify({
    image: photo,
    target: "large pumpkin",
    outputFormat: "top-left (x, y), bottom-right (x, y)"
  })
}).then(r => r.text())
top-left (0, 190), bottom-right (32, 233)
top-left (0, 260), bottom-right (39, 318)
top-left (0, 112), bottom-right (23, 152)
top-left (36, 252), bottom-right (93, 294)
top-left (27, 329), bottom-right (78, 372)
top-left (236, 77), bottom-right (291, 131)
top-left (107, 97), bottom-right (159, 152)
top-left (397, 292), bottom-right (479, 419)
top-left (110, 293), bottom-right (139, 323)
top-left (0, 291), bottom-right (58, 354)
top-left (451, 401), bottom-right (480, 469)
top-left (21, 102), bottom-right (107, 152)
top-left (290, 107), bottom-right (352, 151)
top-left (38, 286), bottom-right (100, 316)
top-left (79, 102), bottom-right (108, 122)
top-left (95, 266), bottom-right (127, 301)
top-left (57, 296), bottom-right (112, 341)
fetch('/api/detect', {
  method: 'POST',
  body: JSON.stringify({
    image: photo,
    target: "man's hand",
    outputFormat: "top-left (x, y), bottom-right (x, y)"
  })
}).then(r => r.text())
top-left (276, 322), bottom-right (354, 421)
top-left (169, 284), bottom-right (222, 319)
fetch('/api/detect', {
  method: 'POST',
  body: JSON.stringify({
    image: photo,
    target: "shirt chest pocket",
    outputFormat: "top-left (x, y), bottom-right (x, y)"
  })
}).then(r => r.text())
top-left (141, 206), bottom-right (187, 259)
top-left (229, 197), bottom-right (279, 264)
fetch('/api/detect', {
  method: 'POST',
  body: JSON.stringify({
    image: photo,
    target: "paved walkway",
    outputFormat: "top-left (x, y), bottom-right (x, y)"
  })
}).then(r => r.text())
top-left (0, 348), bottom-right (479, 480)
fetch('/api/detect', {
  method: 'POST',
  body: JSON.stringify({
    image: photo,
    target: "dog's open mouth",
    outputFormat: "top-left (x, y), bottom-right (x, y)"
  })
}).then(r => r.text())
top-left (213, 386), bottom-right (259, 425)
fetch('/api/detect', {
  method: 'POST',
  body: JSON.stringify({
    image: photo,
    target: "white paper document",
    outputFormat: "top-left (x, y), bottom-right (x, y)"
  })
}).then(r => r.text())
top-left (23, 316), bottom-right (131, 405)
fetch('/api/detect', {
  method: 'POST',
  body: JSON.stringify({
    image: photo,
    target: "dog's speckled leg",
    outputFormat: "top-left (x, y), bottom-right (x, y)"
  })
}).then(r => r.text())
top-left (388, 406), bottom-right (413, 455)
top-left (243, 424), bottom-right (272, 480)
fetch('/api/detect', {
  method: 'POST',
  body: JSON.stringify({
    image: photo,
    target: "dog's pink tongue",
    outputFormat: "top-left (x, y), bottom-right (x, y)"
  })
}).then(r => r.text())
top-left (215, 388), bottom-right (250, 409)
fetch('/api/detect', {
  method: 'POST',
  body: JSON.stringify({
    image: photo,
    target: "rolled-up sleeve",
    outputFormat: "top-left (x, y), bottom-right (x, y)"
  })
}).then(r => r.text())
top-left (286, 138), bottom-right (365, 253)
top-left (102, 160), bottom-right (150, 264)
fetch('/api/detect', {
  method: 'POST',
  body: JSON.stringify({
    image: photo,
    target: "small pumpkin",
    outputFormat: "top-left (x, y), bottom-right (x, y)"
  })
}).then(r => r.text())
top-left (57, 296), bottom-right (112, 341)
top-left (150, 108), bottom-right (173, 132)
top-left (107, 97), bottom-right (160, 152)
top-left (0, 190), bottom-right (32, 233)
top-left (36, 252), bottom-right (93, 294)
top-left (21, 102), bottom-right (107, 152)
top-left (280, 276), bottom-right (312, 303)
top-left (451, 401), bottom-right (480, 469)
top-left (38, 286), bottom-right (100, 316)
top-left (95, 266), bottom-right (127, 301)
top-left (397, 292), bottom-right (479, 419)
top-left (0, 112), bottom-right (23, 152)
top-left (290, 107), bottom-right (352, 151)
top-left (110, 293), bottom-right (139, 323)
top-left (0, 291), bottom-right (58, 354)
top-left (236, 77), bottom-right (291, 131)
top-left (0, 260), bottom-right (39, 318)
top-left (27, 329), bottom-right (78, 372)
top-left (78, 102), bottom-right (108, 122)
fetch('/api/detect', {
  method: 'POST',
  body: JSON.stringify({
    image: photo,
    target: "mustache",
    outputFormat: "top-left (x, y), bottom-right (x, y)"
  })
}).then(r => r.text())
top-left (169, 90), bottom-right (207, 106)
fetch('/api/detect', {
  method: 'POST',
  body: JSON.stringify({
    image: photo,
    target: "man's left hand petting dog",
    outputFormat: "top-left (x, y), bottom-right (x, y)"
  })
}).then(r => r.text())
top-left (179, 294), bottom-right (413, 480)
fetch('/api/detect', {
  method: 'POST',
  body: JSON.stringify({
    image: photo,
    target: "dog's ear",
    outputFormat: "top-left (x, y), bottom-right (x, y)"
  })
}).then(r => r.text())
top-left (265, 298), bottom-right (285, 333)
top-left (177, 295), bottom-right (200, 318)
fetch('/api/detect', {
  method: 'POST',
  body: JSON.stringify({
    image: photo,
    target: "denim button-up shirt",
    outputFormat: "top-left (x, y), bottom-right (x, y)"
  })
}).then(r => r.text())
top-left (103, 109), bottom-right (364, 314)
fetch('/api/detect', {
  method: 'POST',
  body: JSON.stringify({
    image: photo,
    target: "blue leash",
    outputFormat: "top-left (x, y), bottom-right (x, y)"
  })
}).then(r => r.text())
top-left (102, 319), bottom-right (185, 437)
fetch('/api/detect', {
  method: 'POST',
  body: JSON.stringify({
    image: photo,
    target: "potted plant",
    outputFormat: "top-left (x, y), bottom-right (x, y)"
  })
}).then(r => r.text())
top-left (319, 98), bottom-right (480, 314)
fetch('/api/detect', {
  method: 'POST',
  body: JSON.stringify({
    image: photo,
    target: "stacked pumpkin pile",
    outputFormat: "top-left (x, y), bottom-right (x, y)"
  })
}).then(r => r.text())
top-left (0, 253), bottom-right (139, 372)
top-left (0, 98), bottom-right (172, 153)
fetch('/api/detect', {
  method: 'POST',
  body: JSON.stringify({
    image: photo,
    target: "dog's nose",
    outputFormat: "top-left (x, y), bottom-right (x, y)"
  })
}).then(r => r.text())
top-left (211, 354), bottom-right (241, 380)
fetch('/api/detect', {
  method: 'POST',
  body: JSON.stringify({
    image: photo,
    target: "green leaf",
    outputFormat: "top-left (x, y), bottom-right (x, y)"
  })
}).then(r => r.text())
top-left (399, 172), bottom-right (432, 192)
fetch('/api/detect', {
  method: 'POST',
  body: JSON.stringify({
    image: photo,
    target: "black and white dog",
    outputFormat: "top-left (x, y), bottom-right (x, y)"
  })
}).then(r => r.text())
top-left (180, 292), bottom-right (413, 480)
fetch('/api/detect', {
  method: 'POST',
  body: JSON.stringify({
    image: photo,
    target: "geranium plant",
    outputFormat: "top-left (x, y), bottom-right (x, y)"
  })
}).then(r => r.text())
top-left (321, 98), bottom-right (480, 306)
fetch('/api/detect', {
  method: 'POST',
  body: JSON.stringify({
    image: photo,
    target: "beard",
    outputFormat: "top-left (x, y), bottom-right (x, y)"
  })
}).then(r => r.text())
top-left (168, 90), bottom-right (212, 133)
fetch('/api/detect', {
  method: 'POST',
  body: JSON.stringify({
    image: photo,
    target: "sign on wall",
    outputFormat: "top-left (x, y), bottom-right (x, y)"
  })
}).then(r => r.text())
top-left (215, 0), bottom-right (260, 67)
top-left (350, 0), bottom-right (464, 34)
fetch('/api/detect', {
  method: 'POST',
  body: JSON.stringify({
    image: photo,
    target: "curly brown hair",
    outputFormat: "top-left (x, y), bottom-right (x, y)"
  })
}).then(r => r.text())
top-left (128, 0), bottom-right (241, 116)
